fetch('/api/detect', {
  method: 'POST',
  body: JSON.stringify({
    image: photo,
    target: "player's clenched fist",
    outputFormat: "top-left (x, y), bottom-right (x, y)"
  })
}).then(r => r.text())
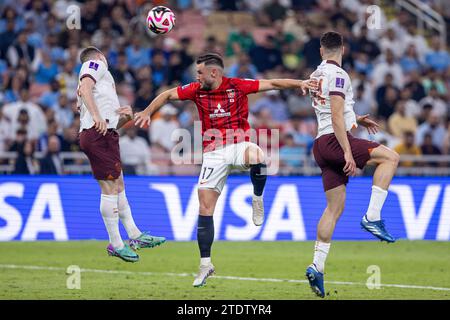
top-left (134, 111), bottom-right (151, 128)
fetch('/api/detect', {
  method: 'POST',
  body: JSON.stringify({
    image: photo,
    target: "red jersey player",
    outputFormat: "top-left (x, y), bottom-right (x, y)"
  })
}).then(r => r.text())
top-left (134, 53), bottom-right (317, 287)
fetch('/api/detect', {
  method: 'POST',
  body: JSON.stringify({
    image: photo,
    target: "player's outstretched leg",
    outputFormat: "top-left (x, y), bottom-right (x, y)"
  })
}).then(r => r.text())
top-left (306, 185), bottom-right (346, 298)
top-left (193, 189), bottom-right (218, 287)
top-left (245, 145), bottom-right (267, 226)
top-left (99, 179), bottom-right (139, 263)
top-left (361, 145), bottom-right (399, 243)
top-left (116, 174), bottom-right (166, 250)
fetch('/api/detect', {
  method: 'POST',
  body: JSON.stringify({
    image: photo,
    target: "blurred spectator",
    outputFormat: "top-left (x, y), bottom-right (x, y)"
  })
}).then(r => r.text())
top-left (110, 51), bottom-right (136, 86)
top-left (6, 30), bottom-right (38, 69)
top-left (38, 79), bottom-right (60, 108)
top-left (168, 52), bottom-right (184, 85)
top-left (400, 44), bottom-right (423, 75)
top-left (263, 0), bottom-right (287, 22)
top-left (12, 139), bottom-right (39, 174)
top-left (204, 36), bottom-right (224, 56)
top-left (150, 104), bottom-right (180, 152)
top-left (301, 28), bottom-right (322, 69)
top-left (280, 133), bottom-right (304, 168)
top-left (56, 59), bottom-right (78, 100)
top-left (251, 90), bottom-right (289, 122)
top-left (91, 16), bottom-right (121, 49)
top-left (227, 52), bottom-right (258, 79)
top-left (379, 28), bottom-right (402, 58)
top-left (119, 127), bottom-right (151, 175)
top-left (353, 84), bottom-right (373, 116)
top-left (53, 95), bottom-right (74, 130)
top-left (416, 112), bottom-right (447, 151)
top-left (419, 86), bottom-right (448, 118)
top-left (3, 88), bottom-right (46, 140)
top-left (38, 120), bottom-right (63, 152)
top-left (404, 70), bottom-right (426, 102)
top-left (394, 131), bottom-right (421, 167)
top-left (225, 26), bottom-right (255, 57)
top-left (402, 24), bottom-right (429, 60)
top-left (421, 132), bottom-right (442, 156)
top-left (39, 135), bottom-right (62, 175)
top-left (425, 36), bottom-right (450, 72)
top-left (134, 81), bottom-right (154, 112)
top-left (61, 125), bottom-right (81, 153)
top-left (286, 91), bottom-right (315, 119)
top-left (0, 19), bottom-right (17, 59)
top-left (422, 69), bottom-right (448, 96)
top-left (151, 52), bottom-right (169, 88)
top-left (350, 26), bottom-right (380, 60)
top-left (400, 87), bottom-right (421, 119)
top-left (388, 100), bottom-right (418, 139)
top-left (125, 37), bottom-right (151, 70)
top-left (375, 73), bottom-right (400, 119)
top-left (371, 49), bottom-right (404, 89)
top-left (179, 37), bottom-right (194, 70)
top-left (249, 35), bottom-right (283, 72)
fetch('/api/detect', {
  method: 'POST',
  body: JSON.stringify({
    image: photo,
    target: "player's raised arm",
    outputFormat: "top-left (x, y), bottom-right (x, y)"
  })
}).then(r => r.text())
top-left (134, 87), bottom-right (180, 128)
top-left (78, 76), bottom-right (107, 135)
top-left (330, 95), bottom-right (356, 176)
top-left (258, 78), bottom-right (318, 95)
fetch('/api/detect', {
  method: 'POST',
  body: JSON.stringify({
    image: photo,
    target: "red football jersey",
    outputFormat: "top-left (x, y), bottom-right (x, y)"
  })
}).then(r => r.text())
top-left (177, 77), bottom-right (260, 152)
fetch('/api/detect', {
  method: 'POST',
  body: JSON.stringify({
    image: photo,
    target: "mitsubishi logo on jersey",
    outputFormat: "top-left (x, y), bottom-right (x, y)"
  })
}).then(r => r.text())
top-left (210, 103), bottom-right (231, 118)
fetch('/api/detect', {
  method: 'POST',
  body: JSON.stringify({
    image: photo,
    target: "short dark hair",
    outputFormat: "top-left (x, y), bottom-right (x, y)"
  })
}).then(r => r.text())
top-left (196, 53), bottom-right (224, 68)
top-left (80, 46), bottom-right (103, 63)
top-left (320, 31), bottom-right (343, 51)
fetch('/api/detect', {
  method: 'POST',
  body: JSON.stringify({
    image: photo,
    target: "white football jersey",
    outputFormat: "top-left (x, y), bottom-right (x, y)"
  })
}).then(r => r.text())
top-left (309, 60), bottom-right (357, 138)
top-left (77, 59), bottom-right (120, 131)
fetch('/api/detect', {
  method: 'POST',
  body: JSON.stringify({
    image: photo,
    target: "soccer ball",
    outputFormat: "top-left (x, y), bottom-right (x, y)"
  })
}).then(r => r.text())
top-left (147, 6), bottom-right (176, 34)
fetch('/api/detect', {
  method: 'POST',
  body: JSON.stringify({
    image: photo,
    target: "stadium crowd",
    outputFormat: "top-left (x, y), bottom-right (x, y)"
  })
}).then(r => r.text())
top-left (0, 0), bottom-right (449, 175)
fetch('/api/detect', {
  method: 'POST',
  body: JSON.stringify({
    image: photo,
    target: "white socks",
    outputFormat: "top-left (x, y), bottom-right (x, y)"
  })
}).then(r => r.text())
top-left (200, 257), bottom-right (211, 266)
top-left (366, 185), bottom-right (388, 222)
top-left (100, 194), bottom-right (123, 249)
top-left (118, 191), bottom-right (142, 239)
top-left (313, 241), bottom-right (331, 273)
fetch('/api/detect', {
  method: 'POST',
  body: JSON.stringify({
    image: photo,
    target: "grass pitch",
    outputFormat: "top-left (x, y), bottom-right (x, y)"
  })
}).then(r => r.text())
top-left (0, 241), bottom-right (449, 300)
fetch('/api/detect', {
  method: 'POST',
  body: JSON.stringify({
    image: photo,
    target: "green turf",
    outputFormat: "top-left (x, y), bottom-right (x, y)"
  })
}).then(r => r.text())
top-left (0, 241), bottom-right (449, 300)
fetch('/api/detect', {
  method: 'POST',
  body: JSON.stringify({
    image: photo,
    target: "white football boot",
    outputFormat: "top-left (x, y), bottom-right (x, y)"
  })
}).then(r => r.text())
top-left (252, 195), bottom-right (264, 226)
top-left (193, 263), bottom-right (215, 287)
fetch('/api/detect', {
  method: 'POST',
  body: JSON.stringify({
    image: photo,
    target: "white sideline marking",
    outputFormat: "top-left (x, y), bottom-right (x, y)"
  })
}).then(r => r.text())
top-left (1, 264), bottom-right (450, 292)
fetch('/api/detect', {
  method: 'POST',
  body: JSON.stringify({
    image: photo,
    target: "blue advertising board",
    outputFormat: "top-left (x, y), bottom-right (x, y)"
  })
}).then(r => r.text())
top-left (0, 176), bottom-right (449, 241)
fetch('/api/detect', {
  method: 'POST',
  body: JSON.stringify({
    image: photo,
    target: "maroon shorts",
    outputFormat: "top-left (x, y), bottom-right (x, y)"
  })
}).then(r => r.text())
top-left (79, 128), bottom-right (122, 181)
top-left (313, 132), bottom-right (380, 191)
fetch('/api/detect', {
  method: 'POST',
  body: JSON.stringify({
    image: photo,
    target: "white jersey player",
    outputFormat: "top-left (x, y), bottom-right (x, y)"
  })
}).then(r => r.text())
top-left (77, 46), bottom-right (166, 263)
top-left (305, 32), bottom-right (400, 298)
top-left (77, 59), bottom-right (120, 131)
top-left (310, 59), bottom-right (357, 138)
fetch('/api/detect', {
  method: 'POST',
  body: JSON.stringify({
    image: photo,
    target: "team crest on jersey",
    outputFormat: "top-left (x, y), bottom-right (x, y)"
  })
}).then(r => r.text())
top-left (226, 89), bottom-right (235, 102)
top-left (335, 77), bottom-right (345, 88)
top-left (89, 61), bottom-right (99, 71)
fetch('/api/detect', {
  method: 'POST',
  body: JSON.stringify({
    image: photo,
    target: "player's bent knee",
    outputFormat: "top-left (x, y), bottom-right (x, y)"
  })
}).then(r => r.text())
top-left (246, 145), bottom-right (265, 165)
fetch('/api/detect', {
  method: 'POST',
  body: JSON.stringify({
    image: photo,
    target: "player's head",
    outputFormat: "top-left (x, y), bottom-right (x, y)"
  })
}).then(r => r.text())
top-left (196, 53), bottom-right (224, 90)
top-left (320, 31), bottom-right (344, 59)
top-left (80, 46), bottom-right (107, 67)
